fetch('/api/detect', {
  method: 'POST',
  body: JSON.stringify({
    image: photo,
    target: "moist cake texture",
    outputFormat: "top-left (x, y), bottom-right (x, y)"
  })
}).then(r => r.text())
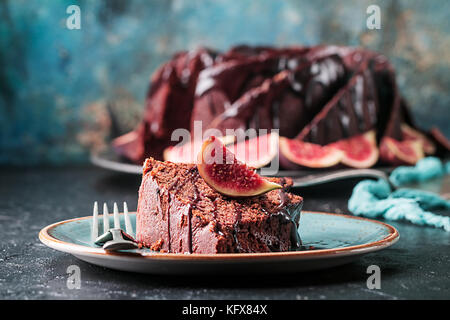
top-left (136, 158), bottom-right (303, 254)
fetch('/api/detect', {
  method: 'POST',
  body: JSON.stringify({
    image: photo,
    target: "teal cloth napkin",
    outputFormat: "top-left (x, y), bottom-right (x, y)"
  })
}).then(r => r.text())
top-left (348, 157), bottom-right (450, 231)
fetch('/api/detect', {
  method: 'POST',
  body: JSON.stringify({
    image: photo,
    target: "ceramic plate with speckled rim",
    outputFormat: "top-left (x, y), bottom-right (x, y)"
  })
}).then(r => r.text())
top-left (39, 211), bottom-right (399, 275)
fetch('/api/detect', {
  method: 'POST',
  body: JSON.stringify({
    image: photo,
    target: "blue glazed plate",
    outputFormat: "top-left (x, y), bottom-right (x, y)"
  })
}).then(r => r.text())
top-left (39, 211), bottom-right (399, 275)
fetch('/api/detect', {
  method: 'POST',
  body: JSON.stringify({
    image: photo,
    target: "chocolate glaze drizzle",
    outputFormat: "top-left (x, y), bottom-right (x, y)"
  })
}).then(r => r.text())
top-left (231, 189), bottom-right (302, 253)
top-left (276, 190), bottom-right (302, 251)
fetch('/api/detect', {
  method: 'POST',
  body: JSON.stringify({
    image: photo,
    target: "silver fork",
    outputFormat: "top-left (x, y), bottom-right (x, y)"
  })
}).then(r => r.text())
top-left (91, 201), bottom-right (138, 251)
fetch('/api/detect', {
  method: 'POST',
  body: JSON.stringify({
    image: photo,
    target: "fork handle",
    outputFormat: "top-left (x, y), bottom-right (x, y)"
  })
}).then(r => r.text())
top-left (290, 169), bottom-right (394, 189)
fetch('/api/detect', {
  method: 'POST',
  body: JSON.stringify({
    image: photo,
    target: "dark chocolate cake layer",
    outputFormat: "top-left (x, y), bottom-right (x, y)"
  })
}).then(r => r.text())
top-left (136, 158), bottom-right (303, 254)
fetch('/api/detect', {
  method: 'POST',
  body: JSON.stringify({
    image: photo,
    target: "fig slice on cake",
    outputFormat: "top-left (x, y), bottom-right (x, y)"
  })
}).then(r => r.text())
top-left (197, 136), bottom-right (282, 197)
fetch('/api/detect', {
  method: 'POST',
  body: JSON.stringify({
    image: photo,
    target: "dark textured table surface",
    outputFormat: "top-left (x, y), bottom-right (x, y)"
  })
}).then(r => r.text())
top-left (1, 166), bottom-right (449, 300)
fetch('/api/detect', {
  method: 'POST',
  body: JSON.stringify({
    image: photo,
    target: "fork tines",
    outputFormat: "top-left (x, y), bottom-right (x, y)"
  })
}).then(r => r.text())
top-left (91, 201), bottom-right (134, 242)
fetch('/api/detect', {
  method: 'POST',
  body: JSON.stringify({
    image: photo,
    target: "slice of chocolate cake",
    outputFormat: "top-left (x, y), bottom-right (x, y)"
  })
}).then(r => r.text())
top-left (136, 158), bottom-right (303, 254)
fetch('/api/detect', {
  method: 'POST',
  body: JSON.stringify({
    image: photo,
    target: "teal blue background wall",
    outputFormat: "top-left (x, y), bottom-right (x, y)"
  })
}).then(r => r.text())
top-left (0, 0), bottom-right (449, 164)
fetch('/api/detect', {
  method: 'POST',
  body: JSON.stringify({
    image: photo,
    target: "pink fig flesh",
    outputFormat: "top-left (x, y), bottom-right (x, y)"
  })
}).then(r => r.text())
top-left (163, 135), bottom-right (235, 164)
top-left (279, 137), bottom-right (343, 168)
top-left (401, 123), bottom-right (436, 155)
top-left (231, 132), bottom-right (278, 169)
top-left (379, 137), bottom-right (424, 165)
top-left (328, 130), bottom-right (379, 168)
top-left (197, 136), bottom-right (281, 197)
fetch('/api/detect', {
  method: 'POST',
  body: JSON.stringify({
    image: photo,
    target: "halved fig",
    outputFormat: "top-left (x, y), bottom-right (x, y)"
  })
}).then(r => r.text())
top-left (231, 132), bottom-right (279, 169)
top-left (379, 137), bottom-right (424, 165)
top-left (328, 130), bottom-right (379, 168)
top-left (401, 123), bottom-right (436, 155)
top-left (163, 135), bottom-right (235, 164)
top-left (197, 136), bottom-right (282, 197)
top-left (279, 137), bottom-right (343, 168)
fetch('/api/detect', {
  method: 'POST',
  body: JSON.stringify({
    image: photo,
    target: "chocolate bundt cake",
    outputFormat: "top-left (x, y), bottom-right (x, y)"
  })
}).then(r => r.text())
top-left (137, 158), bottom-right (302, 253)
top-left (114, 45), bottom-right (449, 167)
